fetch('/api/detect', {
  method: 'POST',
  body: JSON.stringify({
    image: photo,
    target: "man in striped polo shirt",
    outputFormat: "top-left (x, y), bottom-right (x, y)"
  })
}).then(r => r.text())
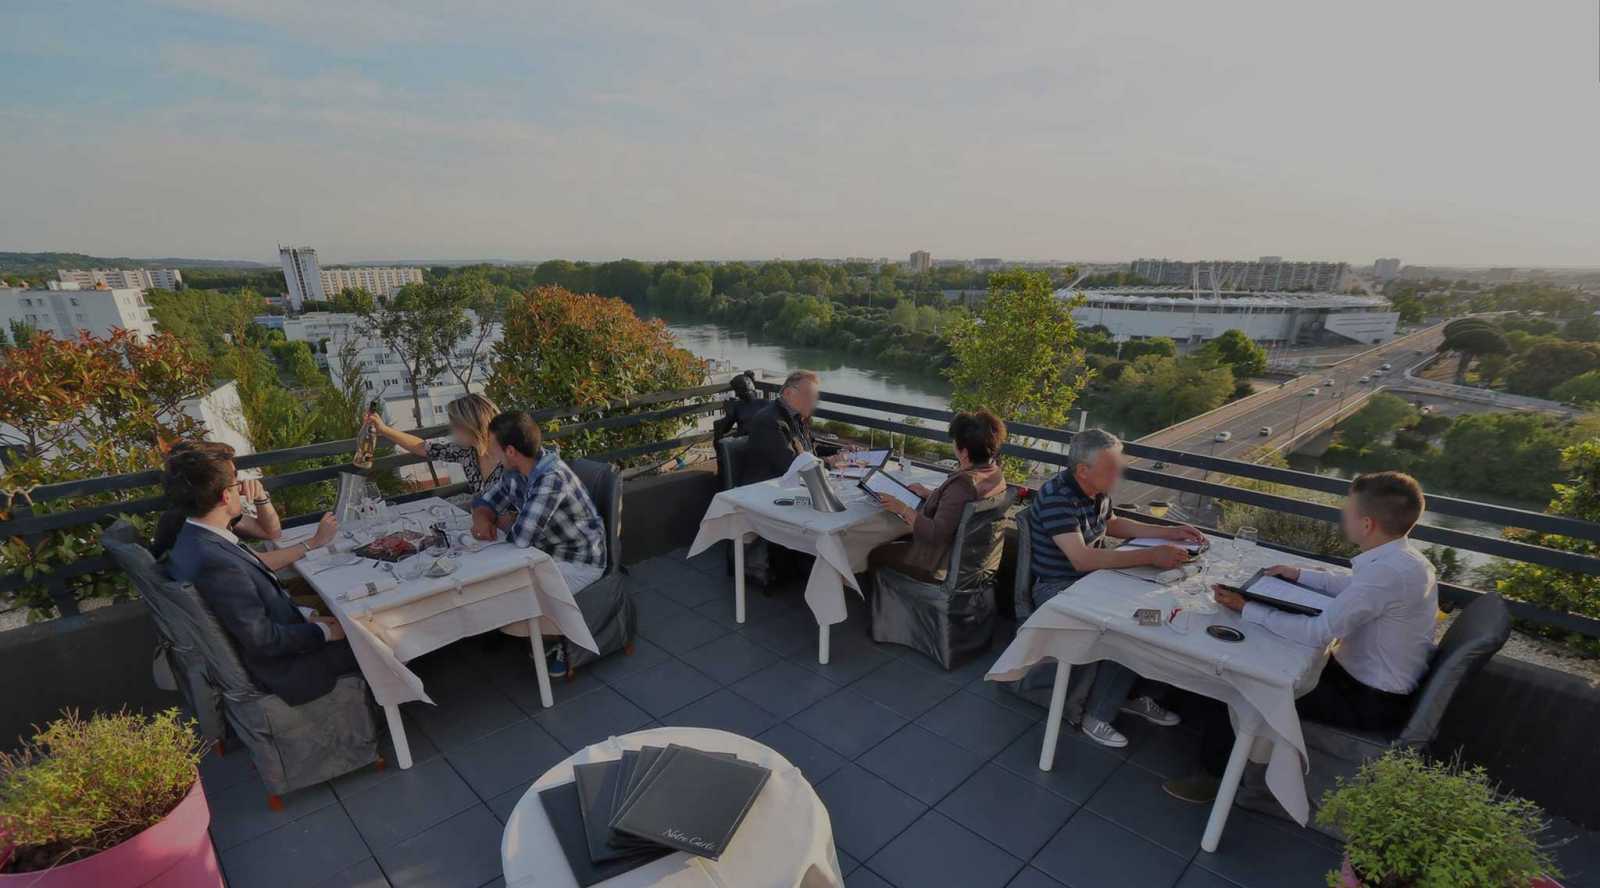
top-left (1028, 428), bottom-right (1206, 748)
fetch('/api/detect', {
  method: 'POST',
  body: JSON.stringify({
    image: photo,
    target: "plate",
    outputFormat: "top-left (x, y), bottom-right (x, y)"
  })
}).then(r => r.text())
top-left (424, 558), bottom-right (458, 578)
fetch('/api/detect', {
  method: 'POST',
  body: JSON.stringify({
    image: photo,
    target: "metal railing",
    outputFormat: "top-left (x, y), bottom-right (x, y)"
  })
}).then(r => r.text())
top-left (5, 381), bottom-right (1599, 641)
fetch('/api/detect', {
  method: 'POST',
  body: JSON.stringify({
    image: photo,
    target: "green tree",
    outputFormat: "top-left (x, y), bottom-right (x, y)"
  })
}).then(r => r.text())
top-left (1496, 440), bottom-right (1600, 639)
top-left (1551, 370), bottom-right (1600, 406)
top-left (1098, 355), bottom-right (1234, 437)
top-left (1424, 413), bottom-right (1598, 502)
top-left (1504, 340), bottom-right (1600, 398)
top-left (944, 271), bottom-right (1088, 472)
top-left (1201, 329), bottom-right (1267, 377)
top-left (1563, 314), bottom-right (1600, 342)
top-left (330, 287), bottom-right (376, 314)
top-left (1438, 322), bottom-right (1509, 385)
top-left (359, 282), bottom-right (472, 483)
top-left (1339, 393), bottom-right (1420, 451)
top-left (1217, 449), bottom-right (1358, 559)
top-left (144, 287), bottom-right (266, 358)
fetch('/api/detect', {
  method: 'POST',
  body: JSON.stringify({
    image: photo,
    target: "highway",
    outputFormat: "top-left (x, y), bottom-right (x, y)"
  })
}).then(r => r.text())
top-left (1118, 322), bottom-right (1448, 509)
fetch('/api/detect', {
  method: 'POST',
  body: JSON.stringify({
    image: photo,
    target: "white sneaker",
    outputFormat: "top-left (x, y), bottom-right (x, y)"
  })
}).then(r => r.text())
top-left (1120, 696), bottom-right (1181, 727)
top-left (1081, 717), bottom-right (1129, 749)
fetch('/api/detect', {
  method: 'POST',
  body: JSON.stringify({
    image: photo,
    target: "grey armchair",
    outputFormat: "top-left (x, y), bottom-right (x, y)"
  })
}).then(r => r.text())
top-left (869, 488), bottom-right (1016, 669)
top-left (101, 521), bottom-right (380, 805)
top-left (714, 436), bottom-right (772, 587)
top-left (564, 459), bottom-right (637, 672)
top-left (1000, 507), bottom-right (1098, 721)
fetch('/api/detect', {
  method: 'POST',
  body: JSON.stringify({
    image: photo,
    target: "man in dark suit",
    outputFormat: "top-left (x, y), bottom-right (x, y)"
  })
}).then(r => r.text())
top-left (737, 369), bottom-right (846, 485)
top-left (164, 445), bottom-right (356, 706)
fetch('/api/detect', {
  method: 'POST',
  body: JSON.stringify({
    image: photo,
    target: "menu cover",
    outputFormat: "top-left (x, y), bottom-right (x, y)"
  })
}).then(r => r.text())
top-left (1239, 569), bottom-right (1326, 616)
top-left (538, 781), bottom-right (669, 887)
top-left (572, 761), bottom-right (665, 865)
top-left (859, 467), bottom-right (925, 510)
top-left (610, 746), bottom-right (771, 860)
top-left (609, 746), bottom-right (738, 850)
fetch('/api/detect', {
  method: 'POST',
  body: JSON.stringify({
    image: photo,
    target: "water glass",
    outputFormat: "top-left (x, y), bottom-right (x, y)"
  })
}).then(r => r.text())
top-left (1233, 526), bottom-right (1259, 565)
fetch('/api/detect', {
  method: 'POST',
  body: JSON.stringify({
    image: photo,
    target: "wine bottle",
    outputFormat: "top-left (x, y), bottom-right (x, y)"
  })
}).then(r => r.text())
top-left (352, 399), bottom-right (381, 469)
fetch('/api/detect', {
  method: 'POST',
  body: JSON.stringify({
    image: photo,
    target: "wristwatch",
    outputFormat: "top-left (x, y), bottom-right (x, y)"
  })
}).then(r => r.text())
top-left (254, 496), bottom-right (273, 507)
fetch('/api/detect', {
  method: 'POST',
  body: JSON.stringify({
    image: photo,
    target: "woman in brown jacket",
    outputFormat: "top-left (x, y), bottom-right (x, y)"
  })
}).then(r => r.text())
top-left (867, 409), bottom-right (1008, 581)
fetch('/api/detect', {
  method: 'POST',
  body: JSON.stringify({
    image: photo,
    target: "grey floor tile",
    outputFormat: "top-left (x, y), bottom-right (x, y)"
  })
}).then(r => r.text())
top-left (313, 857), bottom-right (391, 888)
top-left (679, 632), bottom-right (780, 684)
top-left (1174, 867), bottom-right (1244, 888)
top-left (816, 764), bottom-right (928, 861)
top-left (694, 583), bottom-right (801, 628)
top-left (661, 688), bottom-right (781, 737)
top-left (937, 764), bottom-right (1078, 861)
top-left (846, 867), bottom-right (894, 888)
top-left (445, 718), bottom-right (569, 799)
top-left (1032, 811), bottom-right (1188, 888)
top-left (837, 848), bottom-right (861, 876)
top-left (487, 780), bottom-right (534, 824)
top-left (220, 804), bottom-right (371, 888)
top-left (857, 724), bottom-right (986, 805)
top-left (494, 655), bottom-right (609, 714)
top-left (993, 723), bottom-right (1123, 804)
top-left (787, 632), bottom-right (898, 685)
top-left (374, 804), bottom-right (503, 888)
top-left (603, 656), bottom-right (721, 717)
top-left (731, 660), bottom-right (842, 718)
top-left (1007, 867), bottom-right (1068, 888)
top-left (849, 658), bottom-right (963, 720)
top-left (404, 681), bottom-right (525, 752)
top-left (199, 747), bottom-right (258, 793)
top-left (789, 688), bottom-right (908, 758)
top-left (637, 609), bottom-right (730, 654)
top-left (916, 689), bottom-right (1038, 758)
top-left (964, 676), bottom-right (1049, 721)
top-left (670, 544), bottom-right (727, 577)
top-left (1191, 809), bottom-right (1342, 888)
top-left (1545, 817), bottom-right (1600, 888)
top-left (866, 811), bottom-right (1023, 888)
top-left (208, 776), bottom-right (337, 851)
top-left (532, 685), bottom-right (653, 751)
top-left (335, 715), bottom-right (442, 801)
top-left (745, 610), bottom-right (824, 658)
top-left (755, 723), bottom-right (848, 785)
top-left (634, 556), bottom-right (728, 608)
top-left (1124, 721), bottom-right (1205, 779)
top-left (584, 637), bottom-right (672, 682)
top-left (631, 585), bottom-right (688, 628)
top-left (342, 757), bottom-right (481, 850)
top-left (1084, 762), bottom-right (1210, 857)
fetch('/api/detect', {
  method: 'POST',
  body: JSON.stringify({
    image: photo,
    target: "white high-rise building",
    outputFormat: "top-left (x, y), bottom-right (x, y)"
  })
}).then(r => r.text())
top-left (278, 246), bottom-right (326, 311)
top-left (319, 266), bottom-right (425, 300)
top-left (1, 285), bottom-right (157, 341)
top-left (57, 268), bottom-right (182, 290)
top-left (908, 250), bottom-right (932, 273)
top-left (1374, 258), bottom-right (1402, 282)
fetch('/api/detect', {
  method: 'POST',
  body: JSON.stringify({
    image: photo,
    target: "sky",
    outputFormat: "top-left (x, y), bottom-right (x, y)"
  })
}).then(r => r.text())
top-left (2, 1), bottom-right (1597, 267)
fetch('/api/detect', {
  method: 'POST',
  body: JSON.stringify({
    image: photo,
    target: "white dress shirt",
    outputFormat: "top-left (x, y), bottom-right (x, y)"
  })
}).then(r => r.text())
top-left (1242, 537), bottom-right (1439, 694)
top-left (185, 518), bottom-right (332, 642)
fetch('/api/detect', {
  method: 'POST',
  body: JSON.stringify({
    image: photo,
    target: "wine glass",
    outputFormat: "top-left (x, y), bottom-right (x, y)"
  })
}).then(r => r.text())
top-left (1233, 526), bottom-right (1260, 566)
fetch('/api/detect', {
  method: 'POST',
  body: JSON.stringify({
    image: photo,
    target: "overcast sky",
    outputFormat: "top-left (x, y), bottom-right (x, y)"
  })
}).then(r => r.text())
top-left (2, 1), bottom-right (1597, 266)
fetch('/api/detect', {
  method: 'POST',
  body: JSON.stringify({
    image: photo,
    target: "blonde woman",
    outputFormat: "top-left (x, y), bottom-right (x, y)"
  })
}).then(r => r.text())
top-left (364, 394), bottom-right (504, 494)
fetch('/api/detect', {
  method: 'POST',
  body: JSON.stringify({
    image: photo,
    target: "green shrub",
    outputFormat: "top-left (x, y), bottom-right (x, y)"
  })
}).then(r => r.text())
top-left (1316, 749), bottom-right (1556, 888)
top-left (0, 709), bottom-right (205, 873)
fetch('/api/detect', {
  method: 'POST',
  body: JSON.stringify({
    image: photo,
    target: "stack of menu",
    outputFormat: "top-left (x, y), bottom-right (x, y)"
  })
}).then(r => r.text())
top-left (539, 744), bottom-right (771, 886)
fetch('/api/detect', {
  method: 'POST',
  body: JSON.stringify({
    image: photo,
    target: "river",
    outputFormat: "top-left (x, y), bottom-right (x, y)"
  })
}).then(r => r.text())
top-left (647, 309), bottom-right (953, 415)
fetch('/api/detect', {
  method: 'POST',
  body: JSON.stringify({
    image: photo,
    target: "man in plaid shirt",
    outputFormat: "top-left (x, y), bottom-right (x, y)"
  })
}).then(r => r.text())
top-left (470, 411), bottom-right (605, 570)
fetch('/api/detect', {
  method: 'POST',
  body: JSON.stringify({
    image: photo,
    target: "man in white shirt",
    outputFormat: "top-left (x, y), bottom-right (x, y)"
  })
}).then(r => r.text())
top-left (1164, 471), bottom-right (1439, 803)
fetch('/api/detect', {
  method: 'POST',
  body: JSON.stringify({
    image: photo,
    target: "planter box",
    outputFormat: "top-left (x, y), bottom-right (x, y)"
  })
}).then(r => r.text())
top-left (1, 780), bottom-right (220, 887)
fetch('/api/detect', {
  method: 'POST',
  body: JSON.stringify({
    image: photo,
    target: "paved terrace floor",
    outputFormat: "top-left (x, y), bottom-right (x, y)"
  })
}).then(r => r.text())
top-left (204, 547), bottom-right (1600, 888)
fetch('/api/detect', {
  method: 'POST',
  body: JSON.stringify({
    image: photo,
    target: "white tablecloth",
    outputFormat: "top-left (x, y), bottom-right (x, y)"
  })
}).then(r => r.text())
top-left (985, 541), bottom-right (1331, 824)
top-left (502, 727), bottom-right (843, 888)
top-left (280, 498), bottom-right (598, 708)
top-left (685, 468), bottom-right (948, 627)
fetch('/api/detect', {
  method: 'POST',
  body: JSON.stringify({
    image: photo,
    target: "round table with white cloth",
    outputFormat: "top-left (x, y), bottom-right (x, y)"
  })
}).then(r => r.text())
top-left (501, 727), bottom-right (844, 888)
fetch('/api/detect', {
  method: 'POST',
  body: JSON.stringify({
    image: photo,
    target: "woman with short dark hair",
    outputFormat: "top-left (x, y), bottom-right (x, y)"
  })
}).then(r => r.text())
top-left (866, 409), bottom-right (1008, 580)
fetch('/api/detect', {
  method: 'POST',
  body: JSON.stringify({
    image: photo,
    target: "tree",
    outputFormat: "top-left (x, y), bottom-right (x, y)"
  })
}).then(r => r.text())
top-left (1551, 370), bottom-right (1600, 406)
top-left (1424, 413), bottom-right (1598, 502)
top-left (487, 286), bottom-right (705, 458)
top-left (1438, 323), bottom-right (1509, 385)
top-left (1563, 314), bottom-right (1600, 343)
top-left (1097, 354), bottom-right (1235, 437)
top-left (1202, 329), bottom-right (1268, 377)
top-left (1423, 547), bottom-right (1466, 584)
top-left (144, 287), bottom-right (267, 358)
top-left (1217, 449), bottom-right (1358, 559)
top-left (359, 282), bottom-right (472, 483)
top-left (439, 274), bottom-right (510, 390)
top-left (1338, 393), bottom-right (1419, 451)
top-left (1504, 340), bottom-right (1600, 398)
top-left (330, 287), bottom-right (376, 314)
top-left (1496, 440), bottom-right (1600, 637)
top-left (944, 272), bottom-right (1089, 469)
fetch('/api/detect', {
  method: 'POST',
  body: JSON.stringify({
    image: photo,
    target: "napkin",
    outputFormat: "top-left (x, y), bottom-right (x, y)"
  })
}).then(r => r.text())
top-left (346, 576), bottom-right (399, 600)
top-left (778, 452), bottom-right (821, 489)
top-left (1153, 563), bottom-right (1203, 586)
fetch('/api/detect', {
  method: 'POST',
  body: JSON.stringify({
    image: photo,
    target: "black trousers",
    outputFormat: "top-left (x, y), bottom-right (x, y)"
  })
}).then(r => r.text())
top-left (1197, 657), bottom-right (1414, 776)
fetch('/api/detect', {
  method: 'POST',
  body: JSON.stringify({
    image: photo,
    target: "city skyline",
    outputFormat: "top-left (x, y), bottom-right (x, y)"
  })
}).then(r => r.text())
top-left (3, 1), bottom-right (1597, 266)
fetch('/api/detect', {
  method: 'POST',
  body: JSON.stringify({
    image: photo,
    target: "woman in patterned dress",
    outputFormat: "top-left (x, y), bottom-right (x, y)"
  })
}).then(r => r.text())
top-left (362, 394), bottom-right (504, 495)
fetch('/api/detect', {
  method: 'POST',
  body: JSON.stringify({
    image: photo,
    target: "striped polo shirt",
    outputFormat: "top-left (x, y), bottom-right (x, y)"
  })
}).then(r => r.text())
top-left (1027, 469), bottom-right (1111, 586)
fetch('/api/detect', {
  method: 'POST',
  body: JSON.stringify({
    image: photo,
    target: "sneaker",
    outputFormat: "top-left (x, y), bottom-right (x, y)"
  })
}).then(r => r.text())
top-left (543, 642), bottom-right (568, 678)
top-left (1081, 717), bottom-right (1129, 749)
top-left (1120, 696), bottom-right (1181, 727)
top-left (1162, 774), bottom-right (1221, 804)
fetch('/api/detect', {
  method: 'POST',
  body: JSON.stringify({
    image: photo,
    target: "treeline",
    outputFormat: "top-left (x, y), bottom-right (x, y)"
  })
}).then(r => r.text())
top-left (1434, 312), bottom-right (1600, 400)
top-left (1387, 279), bottom-right (1596, 325)
top-left (1074, 328), bottom-right (1266, 439)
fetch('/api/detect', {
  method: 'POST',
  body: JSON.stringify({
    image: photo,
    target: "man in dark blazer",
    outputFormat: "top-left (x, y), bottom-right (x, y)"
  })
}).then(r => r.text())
top-left (164, 445), bottom-right (355, 706)
top-left (737, 369), bottom-right (846, 485)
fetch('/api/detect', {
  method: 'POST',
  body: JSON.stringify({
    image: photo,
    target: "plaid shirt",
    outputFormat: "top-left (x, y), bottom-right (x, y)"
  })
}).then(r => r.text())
top-left (471, 450), bottom-right (606, 568)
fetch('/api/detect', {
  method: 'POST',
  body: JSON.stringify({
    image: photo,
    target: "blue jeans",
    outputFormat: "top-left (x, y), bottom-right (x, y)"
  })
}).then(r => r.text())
top-left (1031, 577), bottom-right (1143, 724)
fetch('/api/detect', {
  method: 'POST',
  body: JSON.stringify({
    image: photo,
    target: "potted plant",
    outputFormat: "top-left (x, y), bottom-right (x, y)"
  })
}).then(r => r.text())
top-left (0, 709), bottom-right (219, 887)
top-left (1316, 749), bottom-right (1562, 888)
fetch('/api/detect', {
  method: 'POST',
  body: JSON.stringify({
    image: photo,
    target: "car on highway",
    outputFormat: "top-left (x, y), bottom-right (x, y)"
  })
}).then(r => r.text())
top-left (1380, 362), bottom-right (1393, 371)
top-left (1322, 378), bottom-right (1335, 387)
top-left (1259, 426), bottom-right (1272, 436)
top-left (1213, 431), bottom-right (1232, 443)
top-left (1359, 376), bottom-right (1371, 383)
top-left (1307, 388), bottom-right (1319, 396)
top-left (1151, 461), bottom-right (1166, 470)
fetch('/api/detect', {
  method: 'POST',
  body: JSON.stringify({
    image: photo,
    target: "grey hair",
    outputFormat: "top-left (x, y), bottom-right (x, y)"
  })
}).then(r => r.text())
top-left (1067, 428), bottom-right (1121, 472)
top-left (782, 369), bottom-right (820, 392)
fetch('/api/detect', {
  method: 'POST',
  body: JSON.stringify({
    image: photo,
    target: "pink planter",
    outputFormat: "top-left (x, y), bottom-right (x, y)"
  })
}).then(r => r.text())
top-left (1339, 856), bottom-right (1566, 888)
top-left (0, 780), bottom-right (221, 887)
